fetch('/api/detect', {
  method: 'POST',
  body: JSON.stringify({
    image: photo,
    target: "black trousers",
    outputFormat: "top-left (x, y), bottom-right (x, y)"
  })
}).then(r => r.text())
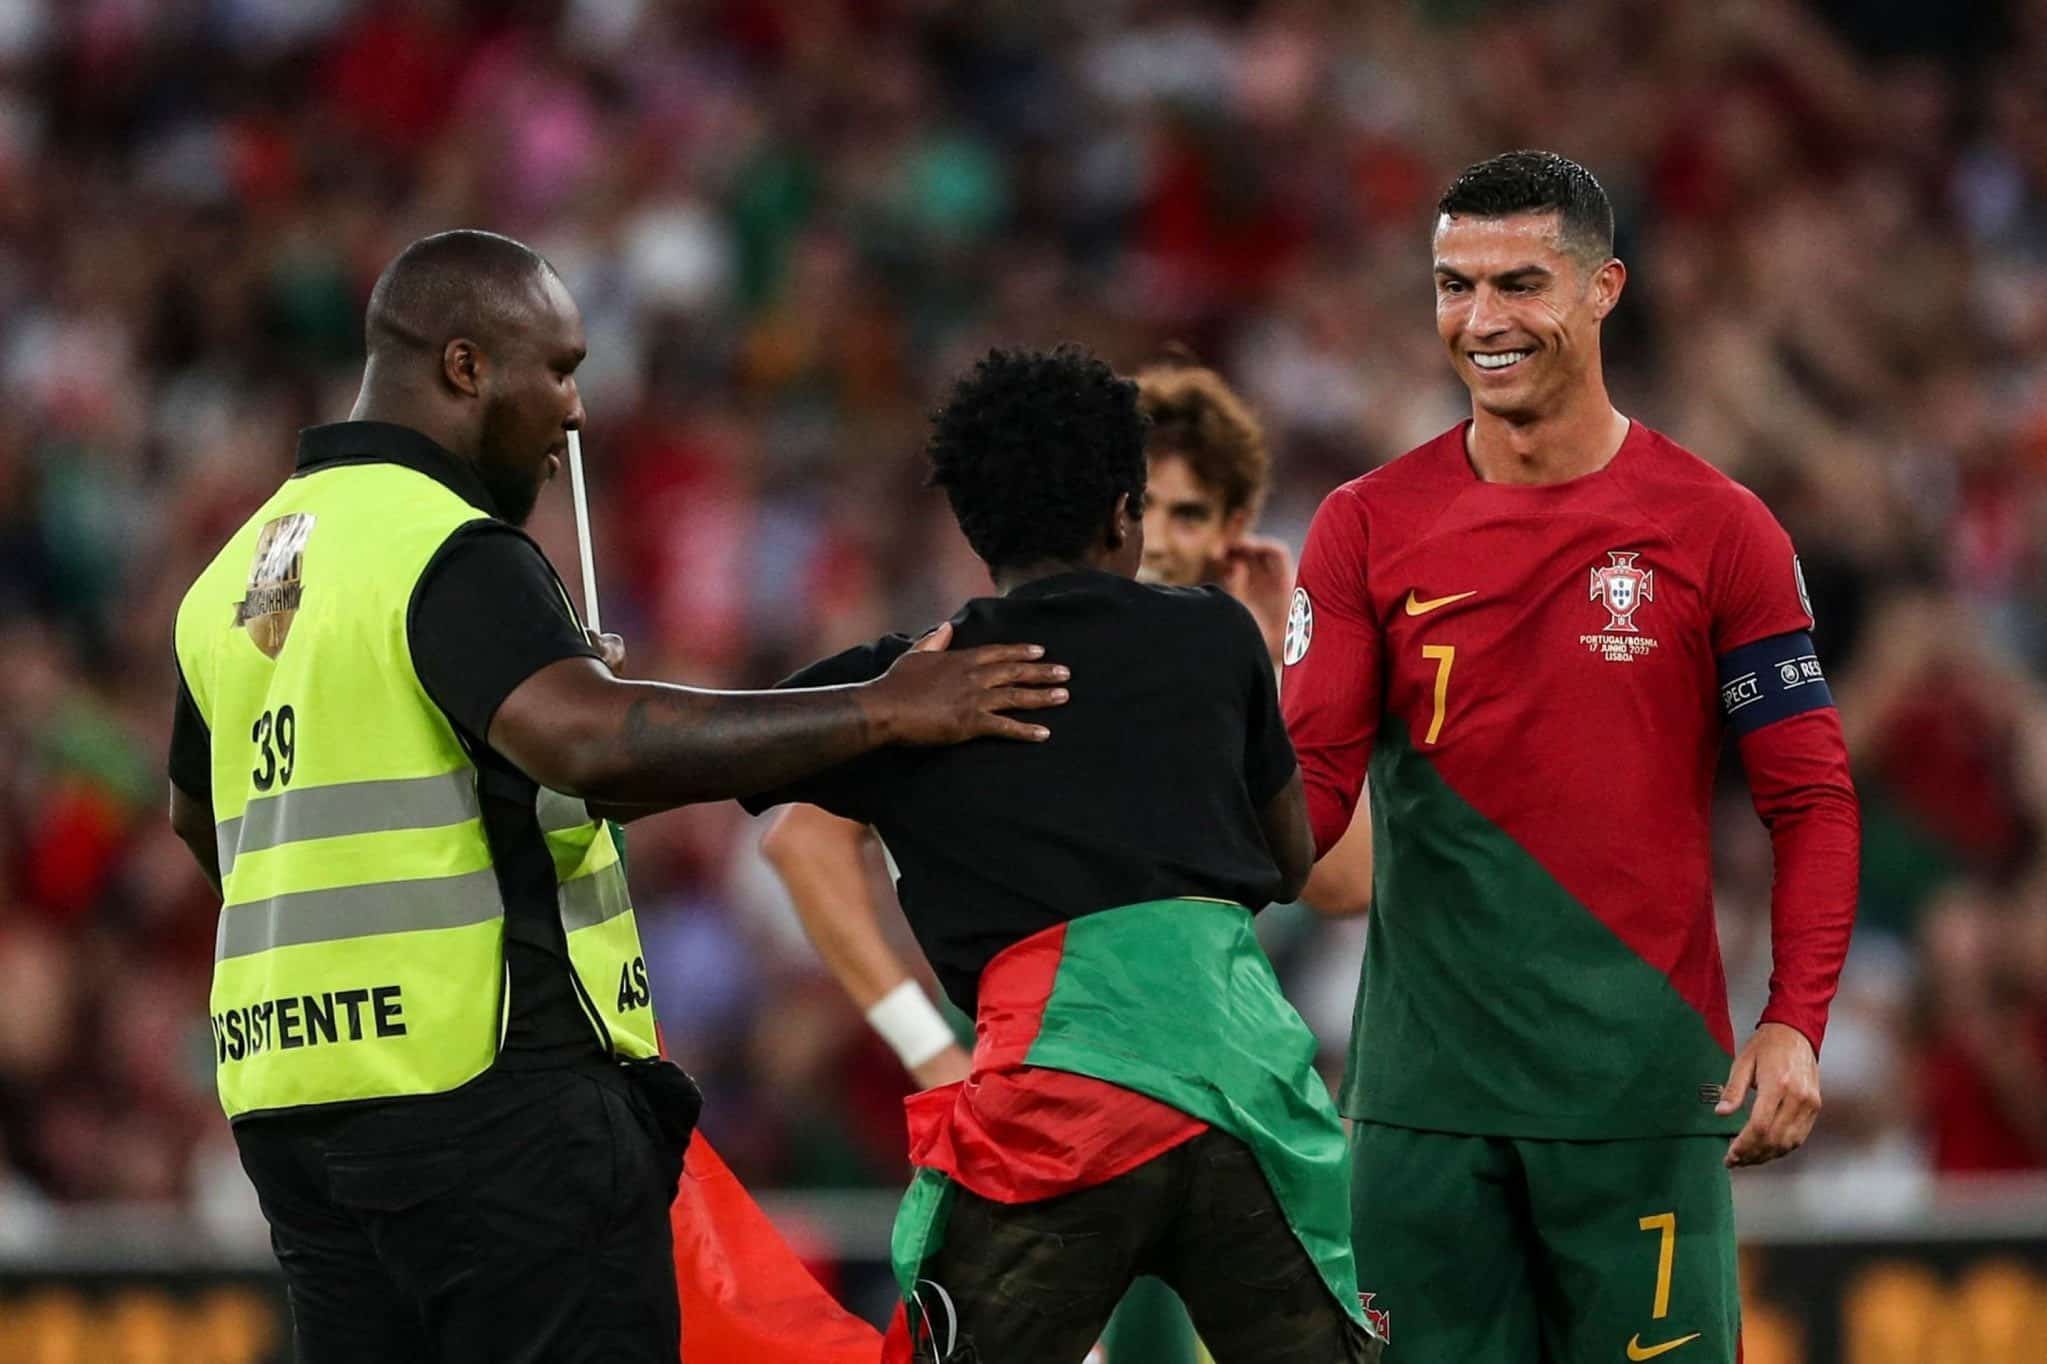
top-left (234, 1061), bottom-right (685, 1364)
top-left (910, 1128), bottom-right (1379, 1364)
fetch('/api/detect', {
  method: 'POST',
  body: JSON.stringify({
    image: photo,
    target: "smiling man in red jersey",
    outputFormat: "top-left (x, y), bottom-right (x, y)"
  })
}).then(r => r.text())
top-left (1280, 151), bottom-right (1861, 1364)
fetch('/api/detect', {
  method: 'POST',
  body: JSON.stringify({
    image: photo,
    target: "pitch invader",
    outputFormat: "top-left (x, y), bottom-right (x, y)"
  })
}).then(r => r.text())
top-left (1282, 151), bottom-right (1860, 1363)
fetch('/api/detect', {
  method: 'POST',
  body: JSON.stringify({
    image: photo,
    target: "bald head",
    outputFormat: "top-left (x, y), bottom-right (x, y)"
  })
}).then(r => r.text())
top-left (353, 230), bottom-right (588, 527)
top-left (365, 230), bottom-right (559, 360)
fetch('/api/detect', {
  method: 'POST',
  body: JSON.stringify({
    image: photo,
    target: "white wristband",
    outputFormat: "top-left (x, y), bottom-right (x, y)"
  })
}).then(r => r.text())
top-left (866, 980), bottom-right (957, 1070)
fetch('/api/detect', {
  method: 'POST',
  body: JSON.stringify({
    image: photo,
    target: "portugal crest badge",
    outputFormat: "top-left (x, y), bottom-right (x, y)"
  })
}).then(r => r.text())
top-left (1589, 551), bottom-right (1654, 633)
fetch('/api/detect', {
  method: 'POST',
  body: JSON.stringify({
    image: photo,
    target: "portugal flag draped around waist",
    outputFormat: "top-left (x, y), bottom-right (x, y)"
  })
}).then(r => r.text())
top-left (667, 898), bottom-right (1364, 1362)
top-left (886, 898), bottom-right (1367, 1350)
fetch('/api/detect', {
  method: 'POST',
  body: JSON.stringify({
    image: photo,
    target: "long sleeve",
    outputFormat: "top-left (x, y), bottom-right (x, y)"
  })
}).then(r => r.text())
top-left (1707, 489), bottom-right (1860, 1053)
top-left (1737, 707), bottom-right (1860, 1053)
top-left (1281, 485), bottom-right (1381, 858)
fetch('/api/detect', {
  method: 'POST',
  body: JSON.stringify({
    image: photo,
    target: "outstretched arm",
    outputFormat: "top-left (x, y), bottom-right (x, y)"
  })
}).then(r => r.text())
top-left (759, 804), bottom-right (970, 1088)
top-left (490, 624), bottom-right (1068, 808)
top-left (1222, 531), bottom-right (1375, 914)
top-left (411, 531), bottom-right (1069, 812)
top-left (1280, 486), bottom-right (1382, 858)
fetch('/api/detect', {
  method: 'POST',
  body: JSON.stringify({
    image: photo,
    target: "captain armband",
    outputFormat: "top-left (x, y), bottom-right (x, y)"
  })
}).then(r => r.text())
top-left (1717, 631), bottom-right (1834, 737)
top-left (866, 979), bottom-right (957, 1071)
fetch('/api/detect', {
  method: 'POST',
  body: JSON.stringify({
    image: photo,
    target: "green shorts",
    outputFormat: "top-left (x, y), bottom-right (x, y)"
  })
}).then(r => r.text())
top-left (1348, 1121), bottom-right (1739, 1364)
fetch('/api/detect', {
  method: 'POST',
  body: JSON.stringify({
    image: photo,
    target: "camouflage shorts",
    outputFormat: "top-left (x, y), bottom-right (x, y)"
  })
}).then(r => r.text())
top-left (909, 1128), bottom-right (1378, 1364)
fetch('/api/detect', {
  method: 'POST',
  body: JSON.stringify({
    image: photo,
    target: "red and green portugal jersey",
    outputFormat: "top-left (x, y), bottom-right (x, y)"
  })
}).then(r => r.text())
top-left (1282, 421), bottom-right (1830, 1139)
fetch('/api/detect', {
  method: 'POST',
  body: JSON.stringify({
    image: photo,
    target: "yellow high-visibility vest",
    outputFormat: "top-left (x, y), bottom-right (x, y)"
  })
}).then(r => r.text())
top-left (174, 453), bottom-right (657, 1119)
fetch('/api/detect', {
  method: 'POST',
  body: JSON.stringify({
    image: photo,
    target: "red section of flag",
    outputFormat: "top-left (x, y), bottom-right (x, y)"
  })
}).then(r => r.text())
top-left (902, 920), bottom-right (1206, 1204)
top-left (970, 920), bottom-right (1069, 1068)
top-left (880, 1304), bottom-right (917, 1364)
top-left (670, 1136), bottom-right (881, 1363)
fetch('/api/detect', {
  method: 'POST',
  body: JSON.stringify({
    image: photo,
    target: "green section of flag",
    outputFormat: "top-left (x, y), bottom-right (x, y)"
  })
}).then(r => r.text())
top-left (1027, 899), bottom-right (1364, 1327)
top-left (1348, 722), bottom-right (1743, 1139)
top-left (890, 1166), bottom-right (956, 1297)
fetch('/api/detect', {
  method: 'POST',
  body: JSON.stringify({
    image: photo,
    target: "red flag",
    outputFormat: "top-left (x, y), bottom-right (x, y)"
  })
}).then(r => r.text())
top-left (880, 1304), bottom-right (917, 1364)
top-left (670, 1136), bottom-right (883, 1363)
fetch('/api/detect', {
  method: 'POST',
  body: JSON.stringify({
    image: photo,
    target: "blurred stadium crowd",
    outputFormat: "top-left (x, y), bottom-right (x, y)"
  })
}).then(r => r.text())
top-left (2, 0), bottom-right (2047, 1243)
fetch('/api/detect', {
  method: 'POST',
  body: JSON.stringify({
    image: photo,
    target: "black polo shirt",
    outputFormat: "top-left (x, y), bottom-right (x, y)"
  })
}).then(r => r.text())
top-left (170, 421), bottom-right (604, 1068)
top-left (741, 569), bottom-right (1297, 1014)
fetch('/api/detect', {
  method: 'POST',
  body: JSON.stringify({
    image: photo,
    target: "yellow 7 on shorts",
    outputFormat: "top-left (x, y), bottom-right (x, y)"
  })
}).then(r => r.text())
top-left (1626, 1213), bottom-right (1702, 1361)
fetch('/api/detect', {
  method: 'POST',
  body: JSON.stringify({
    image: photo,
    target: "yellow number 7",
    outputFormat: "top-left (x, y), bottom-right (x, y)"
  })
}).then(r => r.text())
top-left (1638, 1212), bottom-right (1677, 1319)
top-left (1421, 645), bottom-right (1456, 745)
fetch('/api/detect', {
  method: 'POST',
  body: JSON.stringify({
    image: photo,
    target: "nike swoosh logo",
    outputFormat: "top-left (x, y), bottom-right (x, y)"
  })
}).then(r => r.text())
top-left (1626, 1332), bottom-right (1701, 1360)
top-left (1404, 589), bottom-right (1477, 616)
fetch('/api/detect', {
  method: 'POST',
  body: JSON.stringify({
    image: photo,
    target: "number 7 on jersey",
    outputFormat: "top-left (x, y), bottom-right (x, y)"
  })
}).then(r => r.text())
top-left (1421, 645), bottom-right (1455, 745)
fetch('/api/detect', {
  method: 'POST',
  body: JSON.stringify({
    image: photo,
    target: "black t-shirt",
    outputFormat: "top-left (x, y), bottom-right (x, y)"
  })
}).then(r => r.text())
top-left (169, 423), bottom-right (603, 1068)
top-left (169, 671), bottom-right (211, 799)
top-left (407, 522), bottom-right (599, 744)
top-left (741, 569), bottom-right (1297, 1014)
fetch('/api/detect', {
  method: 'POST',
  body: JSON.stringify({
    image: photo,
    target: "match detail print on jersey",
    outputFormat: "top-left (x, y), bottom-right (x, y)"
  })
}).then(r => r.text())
top-left (1715, 631), bottom-right (1833, 737)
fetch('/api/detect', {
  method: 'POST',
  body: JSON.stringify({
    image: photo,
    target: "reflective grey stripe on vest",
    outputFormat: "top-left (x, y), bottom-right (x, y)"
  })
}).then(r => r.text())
top-left (560, 865), bottom-right (632, 933)
top-left (215, 867), bottom-right (503, 961)
top-left (216, 772), bottom-right (481, 875)
top-left (536, 788), bottom-right (592, 833)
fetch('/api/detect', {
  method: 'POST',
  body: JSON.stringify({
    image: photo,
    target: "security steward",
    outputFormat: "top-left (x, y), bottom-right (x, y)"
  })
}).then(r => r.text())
top-left (166, 230), bottom-right (1070, 1364)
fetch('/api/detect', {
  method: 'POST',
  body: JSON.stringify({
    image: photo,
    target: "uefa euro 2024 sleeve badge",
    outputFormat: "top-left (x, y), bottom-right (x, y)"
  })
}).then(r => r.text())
top-left (1283, 586), bottom-right (1313, 666)
top-left (234, 513), bottom-right (315, 659)
top-left (1581, 551), bottom-right (1660, 662)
